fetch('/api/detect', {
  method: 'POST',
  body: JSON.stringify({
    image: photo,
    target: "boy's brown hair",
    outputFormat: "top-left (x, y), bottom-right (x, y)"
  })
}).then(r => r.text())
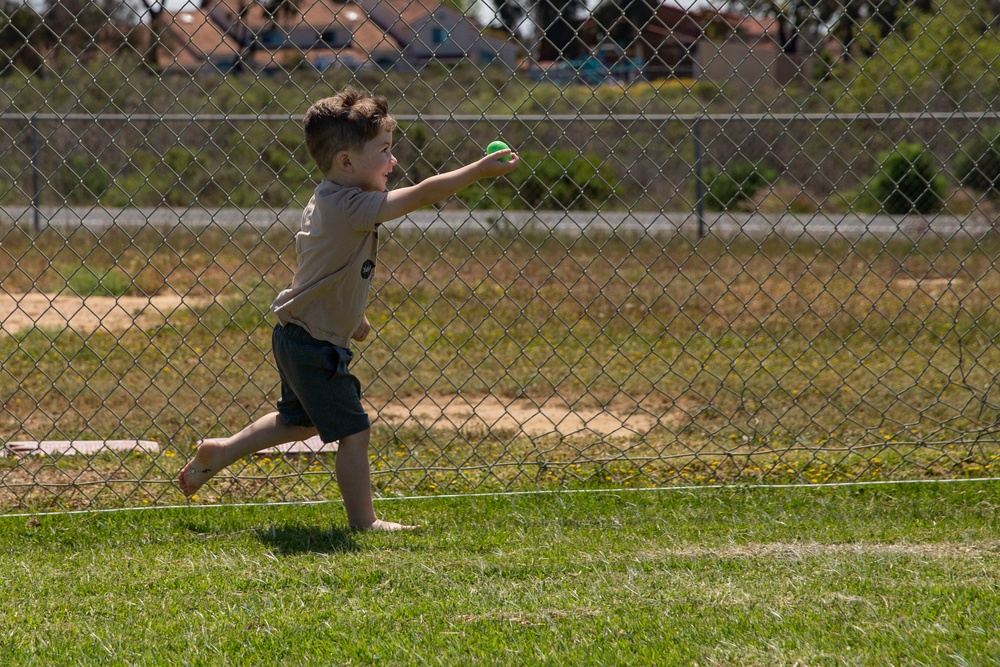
top-left (303, 87), bottom-right (397, 174)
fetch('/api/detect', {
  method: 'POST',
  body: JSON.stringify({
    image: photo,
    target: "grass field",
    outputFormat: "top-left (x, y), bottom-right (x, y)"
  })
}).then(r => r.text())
top-left (2, 481), bottom-right (999, 665)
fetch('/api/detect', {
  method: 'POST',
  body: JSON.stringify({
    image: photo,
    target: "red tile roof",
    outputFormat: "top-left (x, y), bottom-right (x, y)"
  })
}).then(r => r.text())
top-left (159, 8), bottom-right (241, 69)
top-left (157, 1), bottom-right (404, 70)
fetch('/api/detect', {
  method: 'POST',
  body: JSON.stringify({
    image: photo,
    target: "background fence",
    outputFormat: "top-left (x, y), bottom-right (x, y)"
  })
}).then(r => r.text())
top-left (0, 0), bottom-right (998, 513)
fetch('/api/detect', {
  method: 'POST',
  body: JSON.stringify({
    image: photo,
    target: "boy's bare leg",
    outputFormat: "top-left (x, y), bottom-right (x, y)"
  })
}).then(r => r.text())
top-left (336, 429), bottom-right (420, 531)
top-left (178, 412), bottom-right (317, 497)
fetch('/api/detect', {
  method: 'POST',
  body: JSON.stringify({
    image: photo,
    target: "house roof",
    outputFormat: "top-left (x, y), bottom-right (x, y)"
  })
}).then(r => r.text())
top-left (202, 0), bottom-right (441, 35)
top-left (654, 4), bottom-right (703, 38)
top-left (290, 0), bottom-right (345, 28)
top-left (360, 0), bottom-right (440, 33)
top-left (579, 3), bottom-right (779, 45)
top-left (204, 0), bottom-right (341, 31)
top-left (579, 2), bottom-right (701, 41)
top-left (696, 8), bottom-right (780, 41)
top-left (159, 9), bottom-right (241, 69)
top-left (157, 1), bottom-right (404, 70)
top-left (350, 15), bottom-right (403, 54)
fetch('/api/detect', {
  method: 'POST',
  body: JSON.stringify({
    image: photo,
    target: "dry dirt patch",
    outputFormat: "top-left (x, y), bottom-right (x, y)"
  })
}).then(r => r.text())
top-left (254, 394), bottom-right (677, 456)
top-left (366, 393), bottom-right (684, 438)
top-left (260, 394), bottom-right (680, 453)
top-left (891, 277), bottom-right (967, 299)
top-left (0, 291), bottom-right (207, 334)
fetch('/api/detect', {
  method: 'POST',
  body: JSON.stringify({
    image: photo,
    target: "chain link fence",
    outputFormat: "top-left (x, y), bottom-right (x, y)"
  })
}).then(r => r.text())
top-left (0, 0), bottom-right (998, 512)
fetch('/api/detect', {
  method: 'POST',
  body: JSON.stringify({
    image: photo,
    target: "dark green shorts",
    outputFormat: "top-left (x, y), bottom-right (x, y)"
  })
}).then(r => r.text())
top-left (271, 323), bottom-right (371, 443)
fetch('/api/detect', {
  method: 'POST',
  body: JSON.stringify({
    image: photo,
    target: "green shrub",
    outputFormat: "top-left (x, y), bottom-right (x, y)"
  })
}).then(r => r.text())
top-left (57, 154), bottom-right (113, 204)
top-left (458, 150), bottom-right (617, 211)
top-left (830, 185), bottom-right (881, 214)
top-left (955, 131), bottom-right (1000, 196)
top-left (704, 161), bottom-right (779, 211)
top-left (397, 122), bottom-right (452, 186)
top-left (66, 266), bottom-right (132, 298)
top-left (703, 168), bottom-right (740, 211)
top-left (870, 142), bottom-right (945, 214)
top-left (262, 144), bottom-right (311, 206)
top-left (101, 168), bottom-right (158, 208)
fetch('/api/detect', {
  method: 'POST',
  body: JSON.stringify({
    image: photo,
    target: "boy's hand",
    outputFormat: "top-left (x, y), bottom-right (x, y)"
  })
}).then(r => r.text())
top-left (352, 315), bottom-right (371, 342)
top-left (477, 150), bottom-right (520, 178)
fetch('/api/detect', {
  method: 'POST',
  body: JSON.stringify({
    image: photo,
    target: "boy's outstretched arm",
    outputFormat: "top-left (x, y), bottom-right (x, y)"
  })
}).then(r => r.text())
top-left (375, 150), bottom-right (518, 224)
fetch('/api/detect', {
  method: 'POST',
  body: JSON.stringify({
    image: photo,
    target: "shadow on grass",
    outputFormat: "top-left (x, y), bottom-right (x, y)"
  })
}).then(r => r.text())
top-left (254, 523), bottom-right (359, 555)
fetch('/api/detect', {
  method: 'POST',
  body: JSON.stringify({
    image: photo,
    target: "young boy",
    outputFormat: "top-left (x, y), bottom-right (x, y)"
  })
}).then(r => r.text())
top-left (178, 88), bottom-right (518, 530)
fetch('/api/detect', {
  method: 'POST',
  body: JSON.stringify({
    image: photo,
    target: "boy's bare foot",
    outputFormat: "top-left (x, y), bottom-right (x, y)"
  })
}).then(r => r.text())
top-left (177, 439), bottom-right (228, 497)
top-left (354, 518), bottom-right (422, 532)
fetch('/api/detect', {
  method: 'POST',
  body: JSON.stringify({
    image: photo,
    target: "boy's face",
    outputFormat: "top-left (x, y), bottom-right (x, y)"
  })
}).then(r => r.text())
top-left (341, 128), bottom-right (397, 192)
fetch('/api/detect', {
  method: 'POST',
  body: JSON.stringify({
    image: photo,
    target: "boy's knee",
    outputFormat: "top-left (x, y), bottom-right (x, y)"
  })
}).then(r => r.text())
top-left (338, 429), bottom-right (371, 448)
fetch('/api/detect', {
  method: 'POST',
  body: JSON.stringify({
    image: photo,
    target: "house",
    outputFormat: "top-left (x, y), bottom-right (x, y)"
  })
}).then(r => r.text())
top-left (359, 0), bottom-right (518, 68)
top-left (577, 3), bottom-right (821, 86)
top-left (155, 0), bottom-right (517, 73)
top-left (579, 3), bottom-right (702, 80)
top-left (693, 9), bottom-right (823, 88)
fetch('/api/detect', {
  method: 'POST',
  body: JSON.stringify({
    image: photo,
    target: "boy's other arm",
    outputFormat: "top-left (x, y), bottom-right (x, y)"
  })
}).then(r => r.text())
top-left (375, 151), bottom-right (518, 225)
top-left (351, 313), bottom-right (371, 342)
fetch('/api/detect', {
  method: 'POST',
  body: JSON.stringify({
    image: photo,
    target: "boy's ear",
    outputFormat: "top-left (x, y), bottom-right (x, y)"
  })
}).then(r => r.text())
top-left (334, 150), bottom-right (353, 173)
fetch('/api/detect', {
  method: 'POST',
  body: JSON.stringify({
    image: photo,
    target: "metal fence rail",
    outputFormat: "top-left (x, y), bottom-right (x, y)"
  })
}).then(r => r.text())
top-left (0, 0), bottom-right (998, 512)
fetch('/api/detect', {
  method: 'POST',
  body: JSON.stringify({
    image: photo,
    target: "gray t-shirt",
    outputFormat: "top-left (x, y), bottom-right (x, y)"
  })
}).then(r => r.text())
top-left (272, 180), bottom-right (387, 348)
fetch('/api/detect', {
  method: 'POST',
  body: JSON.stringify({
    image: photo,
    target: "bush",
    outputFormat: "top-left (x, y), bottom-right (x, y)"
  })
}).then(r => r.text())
top-left (396, 122), bottom-right (452, 186)
top-left (57, 154), bottom-right (113, 204)
top-left (870, 142), bottom-right (945, 214)
top-left (458, 150), bottom-right (617, 211)
top-left (704, 161), bottom-right (779, 211)
top-left (955, 131), bottom-right (1000, 196)
top-left (66, 266), bottom-right (132, 298)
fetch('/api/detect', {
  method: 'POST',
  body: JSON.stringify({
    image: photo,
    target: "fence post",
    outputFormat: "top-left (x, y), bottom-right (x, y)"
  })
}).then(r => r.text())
top-left (30, 115), bottom-right (41, 232)
top-left (693, 116), bottom-right (705, 239)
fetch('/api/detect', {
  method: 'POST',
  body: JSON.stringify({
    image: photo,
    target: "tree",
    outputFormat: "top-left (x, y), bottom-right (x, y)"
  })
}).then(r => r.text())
top-left (491, 0), bottom-right (526, 36)
top-left (823, 0), bottom-right (939, 58)
top-left (42, 0), bottom-right (138, 56)
top-left (486, 0), bottom-right (587, 60)
top-left (214, 0), bottom-right (255, 73)
top-left (132, 0), bottom-right (164, 68)
top-left (535, 0), bottom-right (587, 60)
top-left (1, 0), bottom-right (47, 70)
top-left (262, 0), bottom-right (301, 22)
top-left (591, 0), bottom-right (659, 57)
top-left (723, 0), bottom-right (940, 57)
top-left (834, 0), bottom-right (1000, 111)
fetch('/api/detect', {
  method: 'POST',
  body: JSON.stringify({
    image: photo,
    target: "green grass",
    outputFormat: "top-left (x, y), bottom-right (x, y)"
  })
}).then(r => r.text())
top-left (1, 482), bottom-right (999, 665)
top-left (64, 265), bottom-right (134, 298)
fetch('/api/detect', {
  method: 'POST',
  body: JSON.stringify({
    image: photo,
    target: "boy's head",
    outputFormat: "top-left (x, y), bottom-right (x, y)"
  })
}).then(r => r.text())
top-left (304, 88), bottom-right (397, 176)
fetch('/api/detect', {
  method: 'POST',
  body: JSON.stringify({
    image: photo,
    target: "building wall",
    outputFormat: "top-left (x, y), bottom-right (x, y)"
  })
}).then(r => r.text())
top-left (399, 12), bottom-right (518, 67)
top-left (694, 39), bottom-right (817, 88)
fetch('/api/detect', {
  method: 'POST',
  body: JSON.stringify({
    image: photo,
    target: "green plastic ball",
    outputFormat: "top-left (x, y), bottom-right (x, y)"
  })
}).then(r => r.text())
top-left (486, 141), bottom-right (512, 162)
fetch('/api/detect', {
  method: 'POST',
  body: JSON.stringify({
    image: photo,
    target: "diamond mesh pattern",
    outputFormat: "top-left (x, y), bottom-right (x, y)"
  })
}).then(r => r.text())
top-left (0, 0), bottom-right (998, 512)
